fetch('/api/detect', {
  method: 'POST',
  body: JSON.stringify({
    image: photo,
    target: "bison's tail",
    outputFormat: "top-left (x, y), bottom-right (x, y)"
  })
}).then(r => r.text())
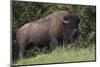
top-left (16, 29), bottom-right (21, 58)
top-left (16, 29), bottom-right (20, 46)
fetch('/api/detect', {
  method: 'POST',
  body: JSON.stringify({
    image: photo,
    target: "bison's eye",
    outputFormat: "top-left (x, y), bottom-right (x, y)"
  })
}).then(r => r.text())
top-left (72, 15), bottom-right (80, 24)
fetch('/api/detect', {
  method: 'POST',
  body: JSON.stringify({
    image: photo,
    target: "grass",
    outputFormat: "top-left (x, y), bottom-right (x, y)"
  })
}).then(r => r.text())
top-left (16, 45), bottom-right (96, 65)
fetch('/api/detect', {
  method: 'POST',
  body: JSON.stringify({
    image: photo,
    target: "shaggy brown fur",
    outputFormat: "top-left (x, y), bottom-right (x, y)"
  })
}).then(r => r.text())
top-left (16, 11), bottom-right (80, 58)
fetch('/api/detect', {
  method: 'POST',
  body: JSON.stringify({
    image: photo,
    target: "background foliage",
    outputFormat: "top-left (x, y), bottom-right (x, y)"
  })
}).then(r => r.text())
top-left (12, 1), bottom-right (96, 63)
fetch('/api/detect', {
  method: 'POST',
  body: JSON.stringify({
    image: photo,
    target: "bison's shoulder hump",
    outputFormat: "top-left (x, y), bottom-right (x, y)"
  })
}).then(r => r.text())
top-left (53, 11), bottom-right (69, 15)
top-left (20, 23), bottom-right (32, 30)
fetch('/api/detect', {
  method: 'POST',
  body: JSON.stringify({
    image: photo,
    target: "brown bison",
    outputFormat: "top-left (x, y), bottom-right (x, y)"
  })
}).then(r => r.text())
top-left (16, 11), bottom-right (80, 58)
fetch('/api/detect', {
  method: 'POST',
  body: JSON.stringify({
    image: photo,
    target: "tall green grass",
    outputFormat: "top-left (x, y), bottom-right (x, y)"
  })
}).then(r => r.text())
top-left (16, 45), bottom-right (95, 65)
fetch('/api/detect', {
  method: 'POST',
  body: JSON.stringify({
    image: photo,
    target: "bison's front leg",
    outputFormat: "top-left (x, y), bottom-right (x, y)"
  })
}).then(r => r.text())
top-left (19, 46), bottom-right (26, 59)
top-left (49, 38), bottom-right (58, 51)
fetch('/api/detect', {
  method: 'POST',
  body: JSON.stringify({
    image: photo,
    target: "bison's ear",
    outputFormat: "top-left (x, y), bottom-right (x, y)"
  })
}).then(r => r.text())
top-left (62, 15), bottom-right (69, 24)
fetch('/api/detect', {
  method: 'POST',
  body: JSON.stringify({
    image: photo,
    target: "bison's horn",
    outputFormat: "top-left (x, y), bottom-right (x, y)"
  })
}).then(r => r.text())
top-left (62, 16), bottom-right (69, 24)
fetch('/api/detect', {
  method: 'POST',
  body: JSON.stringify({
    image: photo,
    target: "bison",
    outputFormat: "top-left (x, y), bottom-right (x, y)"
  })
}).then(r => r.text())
top-left (16, 11), bottom-right (80, 58)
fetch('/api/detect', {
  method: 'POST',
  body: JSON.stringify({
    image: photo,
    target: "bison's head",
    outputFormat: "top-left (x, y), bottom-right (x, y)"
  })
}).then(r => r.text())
top-left (62, 15), bottom-right (80, 43)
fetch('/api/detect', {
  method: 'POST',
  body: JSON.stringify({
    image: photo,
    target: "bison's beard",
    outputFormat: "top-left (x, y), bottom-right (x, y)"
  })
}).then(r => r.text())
top-left (63, 30), bottom-right (78, 43)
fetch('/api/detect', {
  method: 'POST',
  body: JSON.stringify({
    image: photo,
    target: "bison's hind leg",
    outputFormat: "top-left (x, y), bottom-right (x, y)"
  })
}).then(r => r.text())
top-left (19, 42), bottom-right (28, 59)
top-left (19, 47), bottom-right (26, 59)
top-left (49, 38), bottom-right (58, 51)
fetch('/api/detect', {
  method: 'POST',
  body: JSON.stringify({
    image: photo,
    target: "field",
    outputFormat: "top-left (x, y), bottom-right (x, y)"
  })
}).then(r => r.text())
top-left (16, 45), bottom-right (95, 65)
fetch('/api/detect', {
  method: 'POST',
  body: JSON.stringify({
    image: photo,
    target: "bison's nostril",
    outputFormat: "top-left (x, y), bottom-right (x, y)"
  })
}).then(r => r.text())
top-left (73, 35), bottom-right (77, 38)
